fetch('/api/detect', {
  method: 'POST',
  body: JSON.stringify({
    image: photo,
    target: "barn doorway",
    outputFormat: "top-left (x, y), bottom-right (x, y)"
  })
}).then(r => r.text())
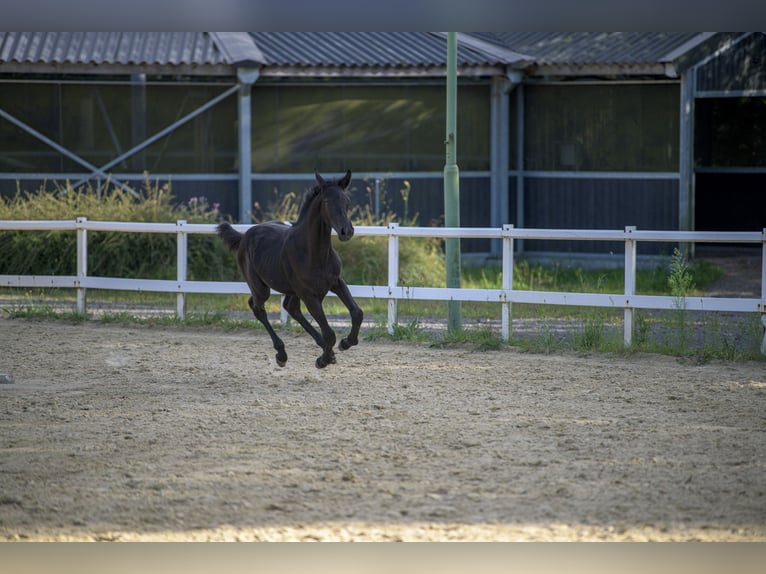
top-left (694, 97), bottom-right (766, 244)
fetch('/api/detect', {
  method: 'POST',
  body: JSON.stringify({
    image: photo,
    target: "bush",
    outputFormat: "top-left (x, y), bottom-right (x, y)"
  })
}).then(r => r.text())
top-left (0, 179), bottom-right (239, 281)
top-left (1, 177), bottom-right (447, 287)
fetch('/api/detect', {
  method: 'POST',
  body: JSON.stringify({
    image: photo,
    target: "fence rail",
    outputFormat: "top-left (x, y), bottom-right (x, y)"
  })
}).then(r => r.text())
top-left (2, 219), bottom-right (765, 354)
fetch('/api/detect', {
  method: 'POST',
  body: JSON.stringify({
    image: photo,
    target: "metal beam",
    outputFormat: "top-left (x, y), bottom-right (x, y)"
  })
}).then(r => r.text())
top-left (678, 67), bottom-right (696, 259)
top-left (237, 67), bottom-right (260, 223)
top-left (0, 106), bottom-right (136, 196)
top-left (679, 67), bottom-right (696, 234)
top-left (515, 84), bottom-right (525, 255)
top-left (444, 32), bottom-right (461, 333)
top-left (490, 75), bottom-right (510, 258)
top-left (70, 84), bottom-right (241, 192)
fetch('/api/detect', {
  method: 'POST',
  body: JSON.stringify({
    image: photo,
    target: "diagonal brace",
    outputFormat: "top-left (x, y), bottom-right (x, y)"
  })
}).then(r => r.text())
top-left (0, 107), bottom-right (136, 196)
top-left (70, 84), bottom-right (240, 191)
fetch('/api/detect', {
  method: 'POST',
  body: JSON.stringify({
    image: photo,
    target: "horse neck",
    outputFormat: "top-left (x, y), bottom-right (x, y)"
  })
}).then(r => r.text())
top-left (293, 197), bottom-right (333, 256)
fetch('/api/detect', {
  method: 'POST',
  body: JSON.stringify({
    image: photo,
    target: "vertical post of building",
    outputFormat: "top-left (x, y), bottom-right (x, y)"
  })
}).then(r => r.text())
top-left (515, 84), bottom-right (525, 255)
top-left (237, 68), bottom-right (259, 224)
top-left (679, 66), bottom-right (696, 258)
top-left (760, 228), bottom-right (766, 356)
top-left (444, 32), bottom-right (462, 333)
top-left (490, 75), bottom-right (510, 258)
top-left (130, 73), bottom-right (147, 173)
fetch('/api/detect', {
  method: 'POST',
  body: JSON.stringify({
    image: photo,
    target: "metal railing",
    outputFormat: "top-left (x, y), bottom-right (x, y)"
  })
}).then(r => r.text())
top-left (1, 219), bottom-right (765, 353)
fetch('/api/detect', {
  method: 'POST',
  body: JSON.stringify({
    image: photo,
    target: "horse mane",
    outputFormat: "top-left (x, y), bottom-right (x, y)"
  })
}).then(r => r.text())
top-left (295, 185), bottom-right (321, 222)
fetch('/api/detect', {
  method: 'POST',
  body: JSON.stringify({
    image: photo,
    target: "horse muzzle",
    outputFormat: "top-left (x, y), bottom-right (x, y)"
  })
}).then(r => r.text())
top-left (336, 225), bottom-right (355, 241)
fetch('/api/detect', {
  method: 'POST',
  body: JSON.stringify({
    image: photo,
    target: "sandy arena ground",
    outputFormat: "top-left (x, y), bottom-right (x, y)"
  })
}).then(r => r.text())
top-left (0, 317), bottom-right (765, 541)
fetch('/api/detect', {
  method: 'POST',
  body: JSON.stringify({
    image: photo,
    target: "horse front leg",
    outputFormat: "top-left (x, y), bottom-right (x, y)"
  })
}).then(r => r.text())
top-left (331, 279), bottom-right (363, 351)
top-left (248, 295), bottom-right (288, 367)
top-left (283, 295), bottom-right (324, 347)
top-left (302, 296), bottom-right (337, 369)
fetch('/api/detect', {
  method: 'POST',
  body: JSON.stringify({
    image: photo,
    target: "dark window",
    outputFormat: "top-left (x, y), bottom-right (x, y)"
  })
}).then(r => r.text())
top-left (251, 84), bottom-right (490, 173)
top-left (695, 97), bottom-right (766, 167)
top-left (524, 83), bottom-right (679, 172)
top-left (0, 82), bottom-right (238, 175)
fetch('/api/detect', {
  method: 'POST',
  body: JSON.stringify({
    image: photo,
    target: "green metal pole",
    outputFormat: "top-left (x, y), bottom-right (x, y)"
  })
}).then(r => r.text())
top-left (445, 32), bottom-right (462, 333)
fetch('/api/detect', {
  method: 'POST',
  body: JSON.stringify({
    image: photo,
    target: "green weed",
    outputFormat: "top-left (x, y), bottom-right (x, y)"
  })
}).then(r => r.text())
top-left (432, 325), bottom-right (504, 351)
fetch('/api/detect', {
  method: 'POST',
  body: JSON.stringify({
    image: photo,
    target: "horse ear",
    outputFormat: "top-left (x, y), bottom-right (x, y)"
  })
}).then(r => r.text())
top-left (315, 171), bottom-right (326, 188)
top-left (339, 169), bottom-right (352, 189)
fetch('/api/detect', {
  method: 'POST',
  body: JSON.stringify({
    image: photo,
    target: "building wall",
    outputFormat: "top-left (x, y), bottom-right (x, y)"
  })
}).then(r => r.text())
top-left (0, 77), bottom-right (688, 257)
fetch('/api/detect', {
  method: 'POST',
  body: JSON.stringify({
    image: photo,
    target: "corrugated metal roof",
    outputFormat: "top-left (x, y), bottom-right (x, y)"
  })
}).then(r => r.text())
top-left (209, 32), bottom-right (265, 67)
top-left (0, 32), bottom-right (753, 79)
top-left (470, 32), bottom-right (703, 66)
top-left (696, 32), bottom-right (766, 93)
top-left (249, 32), bottom-right (511, 69)
top-left (0, 32), bottom-right (226, 66)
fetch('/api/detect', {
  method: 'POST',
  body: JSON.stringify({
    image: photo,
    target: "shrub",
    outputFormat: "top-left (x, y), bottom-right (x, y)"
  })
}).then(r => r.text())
top-left (1, 177), bottom-right (447, 287)
top-left (0, 178), bottom-right (238, 281)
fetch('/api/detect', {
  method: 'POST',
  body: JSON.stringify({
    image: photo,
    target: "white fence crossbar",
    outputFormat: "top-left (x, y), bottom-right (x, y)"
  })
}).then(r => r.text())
top-left (2, 218), bottom-right (765, 354)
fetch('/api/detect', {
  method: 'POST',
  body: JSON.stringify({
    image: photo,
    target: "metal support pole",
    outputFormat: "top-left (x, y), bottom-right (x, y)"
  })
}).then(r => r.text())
top-left (130, 73), bottom-right (147, 172)
top-left (70, 84), bottom-right (241, 193)
top-left (761, 228), bottom-right (766, 356)
top-left (624, 226), bottom-right (637, 347)
top-left (515, 85), bottom-right (525, 255)
top-left (444, 32), bottom-right (462, 333)
top-left (238, 68), bottom-right (260, 223)
top-left (679, 67), bottom-right (696, 259)
top-left (490, 76), bottom-right (510, 258)
top-left (176, 220), bottom-right (187, 320)
top-left (0, 108), bottom-right (135, 196)
top-left (387, 222), bottom-right (399, 335)
top-left (501, 224), bottom-right (514, 341)
top-left (76, 217), bottom-right (88, 316)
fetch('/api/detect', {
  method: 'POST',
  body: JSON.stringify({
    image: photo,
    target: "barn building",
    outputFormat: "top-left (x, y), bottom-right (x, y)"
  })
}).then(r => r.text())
top-left (1, 32), bottom-right (764, 260)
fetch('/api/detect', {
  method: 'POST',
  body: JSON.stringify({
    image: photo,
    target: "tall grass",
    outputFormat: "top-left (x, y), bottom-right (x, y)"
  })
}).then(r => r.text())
top-left (0, 178), bottom-right (238, 281)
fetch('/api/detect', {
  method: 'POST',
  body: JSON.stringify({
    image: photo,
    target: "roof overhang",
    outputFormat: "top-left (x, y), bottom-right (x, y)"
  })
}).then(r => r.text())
top-left (259, 65), bottom-right (509, 79)
top-left (0, 62), bottom-right (238, 77)
top-left (522, 63), bottom-right (674, 79)
top-left (664, 32), bottom-right (750, 75)
top-left (209, 32), bottom-right (266, 68)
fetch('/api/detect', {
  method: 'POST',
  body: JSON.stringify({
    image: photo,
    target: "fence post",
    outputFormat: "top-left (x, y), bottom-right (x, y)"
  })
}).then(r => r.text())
top-left (280, 296), bottom-right (288, 326)
top-left (76, 217), bottom-right (88, 316)
top-left (176, 220), bottom-right (187, 320)
top-left (501, 224), bottom-right (514, 341)
top-left (761, 228), bottom-right (766, 356)
top-left (387, 222), bottom-right (399, 335)
top-left (624, 225), bottom-right (637, 348)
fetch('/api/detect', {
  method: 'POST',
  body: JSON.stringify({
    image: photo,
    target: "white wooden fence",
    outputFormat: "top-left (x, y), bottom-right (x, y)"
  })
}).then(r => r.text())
top-left (1, 218), bottom-right (765, 353)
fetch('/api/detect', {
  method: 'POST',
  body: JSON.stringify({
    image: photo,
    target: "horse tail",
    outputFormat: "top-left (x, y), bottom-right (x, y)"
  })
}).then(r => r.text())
top-left (216, 222), bottom-right (242, 252)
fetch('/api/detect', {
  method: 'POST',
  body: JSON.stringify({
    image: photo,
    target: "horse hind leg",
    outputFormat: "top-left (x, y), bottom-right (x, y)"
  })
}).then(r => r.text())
top-left (249, 295), bottom-right (288, 367)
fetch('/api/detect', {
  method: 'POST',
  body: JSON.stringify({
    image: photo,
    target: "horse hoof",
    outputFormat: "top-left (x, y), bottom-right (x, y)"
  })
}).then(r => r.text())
top-left (276, 352), bottom-right (287, 367)
top-left (315, 353), bottom-right (336, 368)
top-left (340, 339), bottom-right (351, 350)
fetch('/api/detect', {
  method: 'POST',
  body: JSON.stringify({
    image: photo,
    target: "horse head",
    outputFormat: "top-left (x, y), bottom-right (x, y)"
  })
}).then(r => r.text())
top-left (315, 170), bottom-right (354, 241)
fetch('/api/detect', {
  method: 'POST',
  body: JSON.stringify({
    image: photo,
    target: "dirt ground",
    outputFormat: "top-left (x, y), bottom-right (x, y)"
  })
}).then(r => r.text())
top-left (0, 317), bottom-right (765, 541)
